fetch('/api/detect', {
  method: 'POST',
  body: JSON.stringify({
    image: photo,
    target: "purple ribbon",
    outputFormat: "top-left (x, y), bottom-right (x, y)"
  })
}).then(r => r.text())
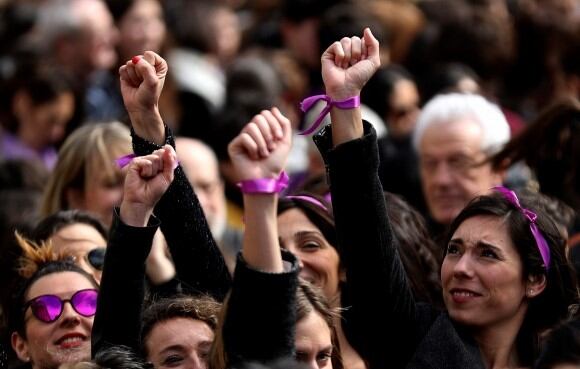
top-left (238, 171), bottom-right (289, 194)
top-left (115, 153), bottom-right (136, 168)
top-left (285, 195), bottom-right (329, 212)
top-left (299, 94), bottom-right (360, 135)
top-left (493, 186), bottom-right (551, 270)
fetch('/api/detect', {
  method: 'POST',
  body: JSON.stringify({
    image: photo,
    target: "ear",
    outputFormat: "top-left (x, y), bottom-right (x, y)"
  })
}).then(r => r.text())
top-left (339, 266), bottom-right (347, 283)
top-left (525, 274), bottom-right (547, 299)
top-left (489, 163), bottom-right (507, 186)
top-left (12, 90), bottom-right (31, 122)
top-left (65, 188), bottom-right (86, 209)
top-left (11, 331), bottom-right (30, 362)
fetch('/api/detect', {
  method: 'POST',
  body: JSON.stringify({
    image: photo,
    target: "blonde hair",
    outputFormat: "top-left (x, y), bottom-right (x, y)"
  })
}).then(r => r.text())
top-left (14, 232), bottom-right (70, 279)
top-left (41, 122), bottom-right (131, 217)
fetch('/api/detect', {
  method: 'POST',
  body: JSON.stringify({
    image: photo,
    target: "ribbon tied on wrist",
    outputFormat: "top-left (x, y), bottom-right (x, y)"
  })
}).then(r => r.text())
top-left (299, 94), bottom-right (360, 135)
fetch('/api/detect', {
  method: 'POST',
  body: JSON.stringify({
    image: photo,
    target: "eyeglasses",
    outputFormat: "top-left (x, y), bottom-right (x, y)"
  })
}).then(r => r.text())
top-left (23, 289), bottom-right (98, 323)
top-left (86, 248), bottom-right (106, 271)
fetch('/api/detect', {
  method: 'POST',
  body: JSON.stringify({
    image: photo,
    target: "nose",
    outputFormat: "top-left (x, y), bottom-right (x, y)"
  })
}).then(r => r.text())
top-left (304, 359), bottom-right (320, 369)
top-left (186, 353), bottom-right (206, 369)
top-left (452, 254), bottom-right (475, 279)
top-left (58, 302), bottom-right (82, 327)
top-left (431, 161), bottom-right (454, 186)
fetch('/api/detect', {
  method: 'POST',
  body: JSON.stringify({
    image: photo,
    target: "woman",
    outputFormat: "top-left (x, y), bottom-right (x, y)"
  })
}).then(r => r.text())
top-left (92, 51), bottom-right (231, 369)
top-left (9, 255), bottom-right (99, 369)
top-left (213, 107), bottom-right (340, 369)
top-left (313, 28), bottom-right (578, 368)
top-left (41, 122), bottom-right (132, 227)
top-left (0, 64), bottom-right (75, 170)
top-left (30, 210), bottom-right (108, 282)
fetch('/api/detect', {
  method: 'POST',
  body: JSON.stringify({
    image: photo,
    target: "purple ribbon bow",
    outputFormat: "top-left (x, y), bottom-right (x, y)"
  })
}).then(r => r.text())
top-left (299, 94), bottom-right (360, 135)
top-left (493, 186), bottom-right (551, 270)
top-left (115, 153), bottom-right (137, 169)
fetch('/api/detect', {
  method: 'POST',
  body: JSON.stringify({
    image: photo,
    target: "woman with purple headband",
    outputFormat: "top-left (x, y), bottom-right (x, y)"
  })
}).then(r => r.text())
top-left (307, 28), bottom-right (579, 369)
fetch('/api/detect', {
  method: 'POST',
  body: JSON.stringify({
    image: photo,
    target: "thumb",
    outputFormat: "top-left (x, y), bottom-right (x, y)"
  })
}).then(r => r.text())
top-left (135, 54), bottom-right (160, 89)
top-left (363, 28), bottom-right (381, 67)
top-left (143, 51), bottom-right (168, 78)
top-left (161, 145), bottom-right (177, 182)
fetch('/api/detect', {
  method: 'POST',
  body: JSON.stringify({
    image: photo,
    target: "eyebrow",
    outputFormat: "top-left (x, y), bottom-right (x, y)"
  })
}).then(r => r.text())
top-left (295, 230), bottom-right (324, 239)
top-left (449, 238), bottom-right (503, 253)
top-left (159, 345), bottom-right (185, 355)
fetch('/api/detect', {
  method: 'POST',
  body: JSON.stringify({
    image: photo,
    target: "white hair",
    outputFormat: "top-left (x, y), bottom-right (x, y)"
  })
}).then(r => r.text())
top-left (412, 93), bottom-right (510, 154)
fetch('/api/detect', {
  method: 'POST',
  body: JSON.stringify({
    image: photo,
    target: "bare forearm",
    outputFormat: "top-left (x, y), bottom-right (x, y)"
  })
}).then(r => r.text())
top-left (241, 194), bottom-right (283, 273)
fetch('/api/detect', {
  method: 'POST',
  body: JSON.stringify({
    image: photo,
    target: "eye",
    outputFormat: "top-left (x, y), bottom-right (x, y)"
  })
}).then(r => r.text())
top-left (446, 243), bottom-right (460, 255)
top-left (316, 350), bottom-right (332, 363)
top-left (295, 351), bottom-right (308, 362)
top-left (301, 241), bottom-right (321, 252)
top-left (481, 248), bottom-right (499, 260)
top-left (162, 355), bottom-right (184, 367)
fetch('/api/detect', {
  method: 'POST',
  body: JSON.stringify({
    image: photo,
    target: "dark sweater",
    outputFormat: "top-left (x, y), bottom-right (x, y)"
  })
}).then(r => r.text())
top-left (223, 252), bottom-right (299, 368)
top-left (314, 122), bottom-right (485, 369)
top-left (92, 126), bottom-right (232, 357)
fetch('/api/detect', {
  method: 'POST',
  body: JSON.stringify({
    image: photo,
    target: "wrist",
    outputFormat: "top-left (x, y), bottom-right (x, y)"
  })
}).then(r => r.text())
top-left (128, 107), bottom-right (166, 145)
top-left (120, 201), bottom-right (153, 227)
top-left (237, 171), bottom-right (289, 194)
top-left (325, 89), bottom-right (361, 102)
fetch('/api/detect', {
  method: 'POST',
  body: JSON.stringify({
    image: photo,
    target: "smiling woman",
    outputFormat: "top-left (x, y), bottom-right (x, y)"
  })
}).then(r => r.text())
top-left (8, 260), bottom-right (99, 369)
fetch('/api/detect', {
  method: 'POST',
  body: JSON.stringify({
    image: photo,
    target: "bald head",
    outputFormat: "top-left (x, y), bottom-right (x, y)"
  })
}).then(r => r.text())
top-left (176, 137), bottom-right (226, 237)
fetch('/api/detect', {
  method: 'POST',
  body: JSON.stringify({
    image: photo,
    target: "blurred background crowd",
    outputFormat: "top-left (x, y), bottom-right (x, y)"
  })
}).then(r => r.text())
top-left (0, 0), bottom-right (579, 367)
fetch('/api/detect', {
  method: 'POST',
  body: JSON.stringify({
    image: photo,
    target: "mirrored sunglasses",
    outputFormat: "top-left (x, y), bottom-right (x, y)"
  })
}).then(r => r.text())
top-left (86, 247), bottom-right (106, 270)
top-left (23, 289), bottom-right (98, 323)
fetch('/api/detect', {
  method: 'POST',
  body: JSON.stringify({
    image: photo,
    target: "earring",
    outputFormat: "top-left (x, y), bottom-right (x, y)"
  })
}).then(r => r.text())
top-left (528, 289), bottom-right (534, 296)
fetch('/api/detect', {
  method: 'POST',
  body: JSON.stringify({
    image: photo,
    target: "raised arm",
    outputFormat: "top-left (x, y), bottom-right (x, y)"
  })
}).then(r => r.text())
top-left (92, 146), bottom-right (177, 356)
top-left (120, 52), bottom-right (231, 300)
top-left (220, 108), bottom-right (299, 366)
top-left (317, 29), bottom-right (419, 369)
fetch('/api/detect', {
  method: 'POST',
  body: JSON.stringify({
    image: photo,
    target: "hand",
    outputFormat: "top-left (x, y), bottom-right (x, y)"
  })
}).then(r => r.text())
top-left (321, 28), bottom-right (381, 100)
top-left (120, 145), bottom-right (177, 226)
top-left (228, 107), bottom-right (292, 182)
top-left (119, 51), bottom-right (167, 144)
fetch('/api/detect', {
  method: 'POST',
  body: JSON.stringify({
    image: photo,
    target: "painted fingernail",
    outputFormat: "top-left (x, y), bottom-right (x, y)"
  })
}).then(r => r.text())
top-left (132, 56), bottom-right (141, 64)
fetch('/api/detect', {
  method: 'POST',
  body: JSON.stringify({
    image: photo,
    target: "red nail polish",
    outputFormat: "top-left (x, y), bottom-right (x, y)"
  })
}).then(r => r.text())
top-left (131, 56), bottom-right (141, 64)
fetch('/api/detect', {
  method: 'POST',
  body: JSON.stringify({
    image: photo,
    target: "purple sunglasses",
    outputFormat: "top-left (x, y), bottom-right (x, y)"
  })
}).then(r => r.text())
top-left (23, 289), bottom-right (98, 323)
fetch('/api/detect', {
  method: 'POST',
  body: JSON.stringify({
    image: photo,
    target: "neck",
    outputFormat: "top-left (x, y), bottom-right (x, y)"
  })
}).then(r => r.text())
top-left (330, 293), bottom-right (366, 369)
top-left (472, 310), bottom-right (528, 369)
top-left (334, 317), bottom-right (366, 369)
top-left (18, 125), bottom-right (44, 151)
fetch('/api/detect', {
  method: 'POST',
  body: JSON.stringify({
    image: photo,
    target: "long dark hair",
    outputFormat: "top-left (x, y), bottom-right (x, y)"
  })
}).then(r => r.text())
top-left (446, 191), bottom-right (578, 364)
top-left (490, 98), bottom-right (580, 210)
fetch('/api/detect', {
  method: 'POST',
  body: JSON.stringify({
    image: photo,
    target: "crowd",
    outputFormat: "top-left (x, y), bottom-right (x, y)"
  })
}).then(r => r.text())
top-left (0, 1), bottom-right (579, 369)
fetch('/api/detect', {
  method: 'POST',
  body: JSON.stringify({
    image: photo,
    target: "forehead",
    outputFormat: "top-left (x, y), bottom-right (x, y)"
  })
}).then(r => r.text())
top-left (50, 223), bottom-right (106, 255)
top-left (419, 119), bottom-right (483, 157)
top-left (146, 318), bottom-right (214, 352)
top-left (277, 209), bottom-right (321, 238)
top-left (295, 311), bottom-right (332, 347)
top-left (27, 271), bottom-right (94, 300)
top-left (176, 145), bottom-right (219, 183)
top-left (391, 79), bottom-right (418, 104)
top-left (451, 216), bottom-right (517, 254)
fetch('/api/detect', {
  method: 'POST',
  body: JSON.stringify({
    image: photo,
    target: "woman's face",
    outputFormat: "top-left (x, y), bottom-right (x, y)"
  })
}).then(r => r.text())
top-left (80, 159), bottom-right (125, 227)
top-left (278, 209), bottom-right (341, 301)
top-left (11, 272), bottom-right (95, 369)
top-left (441, 215), bottom-right (533, 328)
top-left (15, 91), bottom-right (75, 149)
top-left (117, 0), bottom-right (166, 61)
top-left (145, 318), bottom-right (214, 369)
top-left (386, 79), bottom-right (420, 139)
top-left (50, 223), bottom-right (107, 283)
top-left (295, 311), bottom-right (333, 369)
